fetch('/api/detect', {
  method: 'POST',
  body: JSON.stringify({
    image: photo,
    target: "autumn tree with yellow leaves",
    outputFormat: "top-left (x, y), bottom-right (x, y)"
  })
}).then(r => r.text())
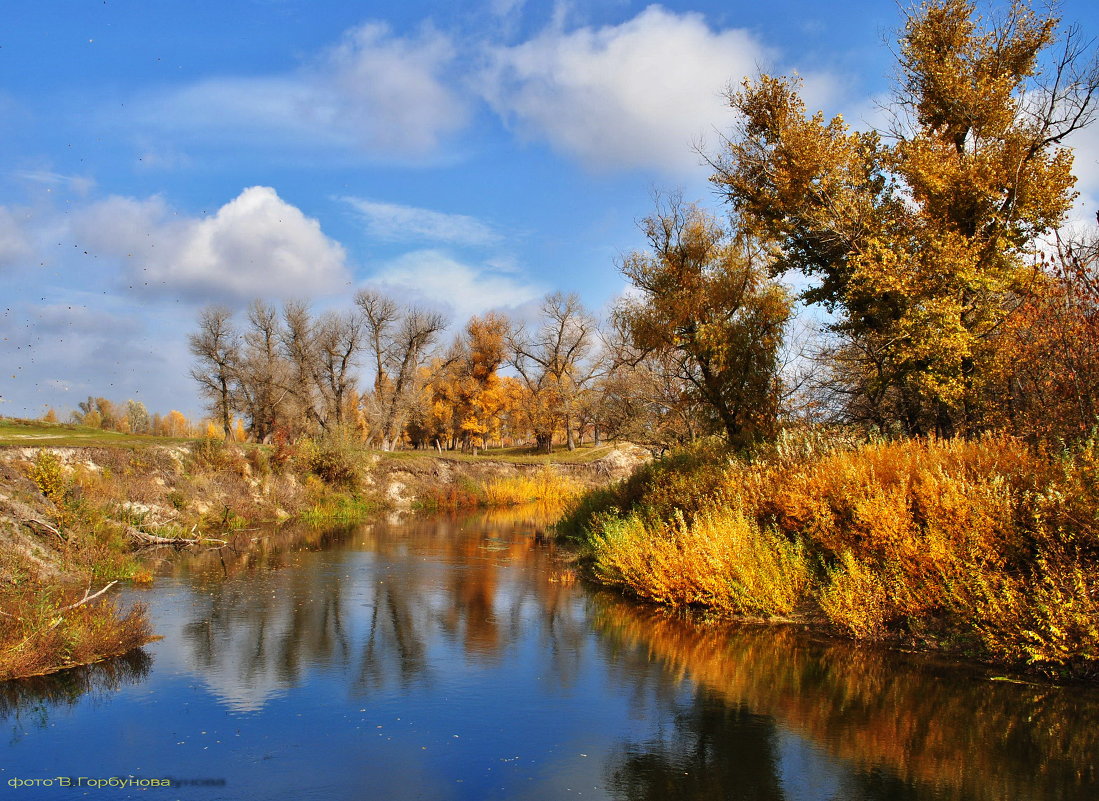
top-left (712, 0), bottom-right (1099, 437)
top-left (418, 313), bottom-right (520, 452)
top-left (615, 196), bottom-right (793, 447)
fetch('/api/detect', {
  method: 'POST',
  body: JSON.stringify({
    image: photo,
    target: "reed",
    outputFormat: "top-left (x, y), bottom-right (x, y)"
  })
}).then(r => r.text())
top-left (481, 467), bottom-right (584, 506)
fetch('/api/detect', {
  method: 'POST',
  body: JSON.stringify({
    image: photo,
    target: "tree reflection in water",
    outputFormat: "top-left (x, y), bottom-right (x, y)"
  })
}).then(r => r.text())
top-left (4, 509), bottom-right (1097, 801)
top-left (0, 650), bottom-right (152, 740)
top-left (591, 598), bottom-right (1099, 801)
top-left (169, 508), bottom-right (589, 711)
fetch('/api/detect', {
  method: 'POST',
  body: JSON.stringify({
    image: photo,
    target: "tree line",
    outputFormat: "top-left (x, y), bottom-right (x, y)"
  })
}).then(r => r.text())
top-left (185, 0), bottom-right (1098, 453)
top-left (55, 397), bottom-right (202, 439)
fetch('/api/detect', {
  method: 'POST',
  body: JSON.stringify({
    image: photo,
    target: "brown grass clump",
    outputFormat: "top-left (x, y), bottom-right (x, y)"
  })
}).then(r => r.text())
top-left (0, 587), bottom-right (153, 680)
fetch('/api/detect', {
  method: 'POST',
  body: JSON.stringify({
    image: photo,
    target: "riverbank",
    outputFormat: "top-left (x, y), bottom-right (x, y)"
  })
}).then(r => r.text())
top-left (0, 437), bottom-right (646, 679)
top-left (557, 431), bottom-right (1099, 680)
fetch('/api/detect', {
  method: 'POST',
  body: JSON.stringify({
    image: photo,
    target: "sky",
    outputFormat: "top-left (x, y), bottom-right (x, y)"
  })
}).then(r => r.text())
top-left (2, 0), bottom-right (1098, 420)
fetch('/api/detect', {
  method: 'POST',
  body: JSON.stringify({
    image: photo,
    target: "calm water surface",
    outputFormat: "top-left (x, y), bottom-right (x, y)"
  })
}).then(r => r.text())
top-left (3, 510), bottom-right (1098, 800)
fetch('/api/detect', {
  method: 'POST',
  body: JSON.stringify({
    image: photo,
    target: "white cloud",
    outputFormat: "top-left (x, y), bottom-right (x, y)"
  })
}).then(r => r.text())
top-left (138, 23), bottom-right (465, 160)
top-left (0, 206), bottom-right (31, 268)
top-left (342, 196), bottom-right (500, 246)
top-left (11, 170), bottom-right (96, 196)
top-left (477, 5), bottom-right (774, 173)
top-left (1069, 125), bottom-right (1099, 225)
top-left (73, 186), bottom-right (349, 301)
top-left (368, 249), bottom-right (544, 322)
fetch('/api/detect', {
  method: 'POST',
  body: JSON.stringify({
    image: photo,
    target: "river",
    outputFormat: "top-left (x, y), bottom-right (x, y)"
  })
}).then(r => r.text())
top-left (3, 509), bottom-right (1098, 800)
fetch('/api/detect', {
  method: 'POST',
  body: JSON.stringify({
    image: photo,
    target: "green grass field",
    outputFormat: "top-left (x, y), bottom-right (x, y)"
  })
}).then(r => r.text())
top-left (0, 417), bottom-right (193, 448)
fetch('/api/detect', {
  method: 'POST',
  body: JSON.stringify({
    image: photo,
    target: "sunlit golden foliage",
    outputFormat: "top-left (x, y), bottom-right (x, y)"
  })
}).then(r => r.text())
top-left (591, 507), bottom-right (810, 617)
top-left (616, 197), bottom-right (792, 447)
top-left (30, 450), bottom-right (66, 503)
top-left (481, 467), bottom-right (584, 507)
top-left (568, 432), bottom-right (1099, 675)
top-left (713, 0), bottom-right (1094, 437)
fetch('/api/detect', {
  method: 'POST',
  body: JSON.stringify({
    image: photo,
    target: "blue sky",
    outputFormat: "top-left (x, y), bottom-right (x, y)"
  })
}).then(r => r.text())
top-left (2, 0), bottom-right (1098, 419)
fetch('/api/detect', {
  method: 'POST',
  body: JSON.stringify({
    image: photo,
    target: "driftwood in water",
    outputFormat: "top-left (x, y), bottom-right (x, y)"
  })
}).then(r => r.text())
top-left (125, 525), bottom-right (226, 546)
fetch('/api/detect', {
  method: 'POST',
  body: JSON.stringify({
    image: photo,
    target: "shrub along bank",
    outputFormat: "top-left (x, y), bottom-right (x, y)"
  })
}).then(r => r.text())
top-left (558, 431), bottom-right (1099, 680)
top-left (0, 436), bottom-right (641, 680)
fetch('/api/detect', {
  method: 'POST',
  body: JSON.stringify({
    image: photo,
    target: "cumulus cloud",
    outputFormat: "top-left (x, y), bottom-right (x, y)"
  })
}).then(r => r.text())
top-left (342, 197), bottom-right (500, 246)
top-left (0, 206), bottom-right (31, 268)
top-left (368, 249), bottom-right (544, 322)
top-left (73, 186), bottom-right (349, 301)
top-left (477, 5), bottom-right (775, 173)
top-left (138, 23), bottom-right (465, 160)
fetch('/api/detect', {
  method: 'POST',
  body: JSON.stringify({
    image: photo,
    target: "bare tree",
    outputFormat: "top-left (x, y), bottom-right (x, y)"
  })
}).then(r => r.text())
top-left (355, 289), bottom-right (400, 396)
top-left (355, 289), bottom-right (446, 450)
top-left (314, 309), bottom-right (365, 429)
top-left (508, 292), bottom-right (601, 452)
top-left (189, 305), bottom-right (240, 439)
top-left (236, 300), bottom-right (291, 442)
top-left (280, 300), bottom-right (322, 432)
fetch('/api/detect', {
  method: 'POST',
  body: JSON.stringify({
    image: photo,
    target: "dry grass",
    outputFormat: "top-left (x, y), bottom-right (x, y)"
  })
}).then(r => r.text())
top-left (0, 587), bottom-right (153, 680)
top-left (481, 467), bottom-right (584, 506)
top-left (591, 508), bottom-right (810, 617)
top-left (567, 431), bottom-right (1099, 677)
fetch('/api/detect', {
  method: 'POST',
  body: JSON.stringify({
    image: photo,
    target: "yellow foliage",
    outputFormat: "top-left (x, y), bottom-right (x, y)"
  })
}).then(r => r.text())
top-left (591, 508), bottom-right (811, 618)
top-left (30, 450), bottom-right (67, 503)
top-left (481, 467), bottom-right (583, 506)
top-left (573, 432), bottom-right (1099, 674)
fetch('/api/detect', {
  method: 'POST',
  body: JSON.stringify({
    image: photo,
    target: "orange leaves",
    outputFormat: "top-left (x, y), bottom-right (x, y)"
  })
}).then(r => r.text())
top-left (423, 314), bottom-right (524, 450)
top-left (576, 432), bottom-right (1099, 670)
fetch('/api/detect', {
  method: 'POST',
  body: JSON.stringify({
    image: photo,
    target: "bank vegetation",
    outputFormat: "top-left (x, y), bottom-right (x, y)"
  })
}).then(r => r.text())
top-left (559, 0), bottom-right (1099, 680)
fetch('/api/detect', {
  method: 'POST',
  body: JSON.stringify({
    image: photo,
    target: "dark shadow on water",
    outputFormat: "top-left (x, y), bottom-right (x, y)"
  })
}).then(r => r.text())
top-left (591, 597), bottom-right (1099, 801)
top-left (0, 649), bottom-right (152, 738)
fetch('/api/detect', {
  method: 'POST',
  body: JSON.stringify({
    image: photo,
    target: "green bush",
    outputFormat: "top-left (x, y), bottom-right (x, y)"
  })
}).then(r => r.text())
top-left (302, 429), bottom-right (364, 488)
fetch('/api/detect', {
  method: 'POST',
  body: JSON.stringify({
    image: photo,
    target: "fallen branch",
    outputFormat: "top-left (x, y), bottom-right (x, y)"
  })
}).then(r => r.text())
top-left (24, 516), bottom-right (64, 540)
top-left (59, 581), bottom-right (117, 613)
top-left (125, 526), bottom-right (226, 546)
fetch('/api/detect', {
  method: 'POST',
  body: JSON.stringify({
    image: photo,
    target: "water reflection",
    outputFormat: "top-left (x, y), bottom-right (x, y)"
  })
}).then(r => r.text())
top-left (0, 650), bottom-right (151, 737)
top-left (164, 510), bottom-right (587, 711)
top-left (592, 600), bottom-right (1099, 801)
top-left (2, 510), bottom-right (1097, 800)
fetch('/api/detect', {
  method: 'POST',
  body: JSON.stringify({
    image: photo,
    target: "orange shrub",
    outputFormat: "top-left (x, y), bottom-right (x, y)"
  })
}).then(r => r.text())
top-left (568, 432), bottom-right (1099, 676)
